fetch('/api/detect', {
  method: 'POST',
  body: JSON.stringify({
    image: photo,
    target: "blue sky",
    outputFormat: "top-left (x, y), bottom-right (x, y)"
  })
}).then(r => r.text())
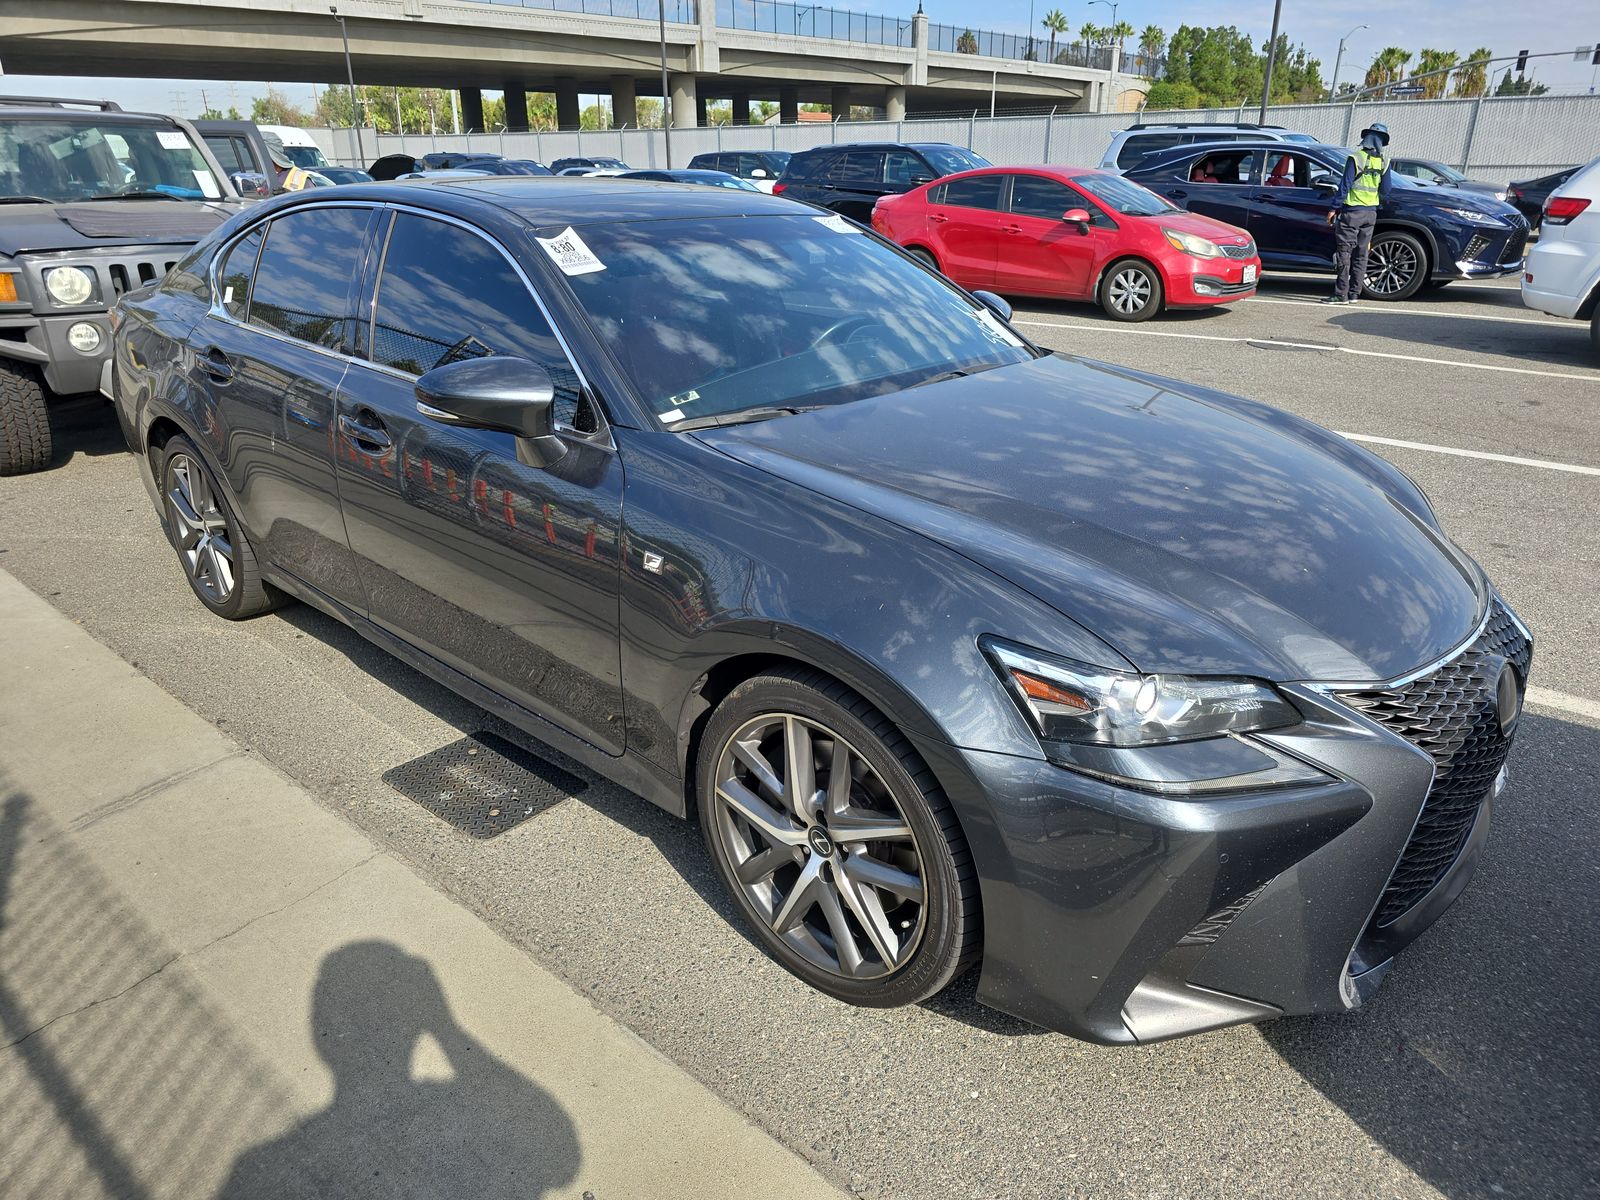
top-left (2, 0), bottom-right (1596, 117)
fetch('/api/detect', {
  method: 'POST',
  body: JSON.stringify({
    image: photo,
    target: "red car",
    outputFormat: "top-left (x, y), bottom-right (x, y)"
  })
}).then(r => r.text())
top-left (871, 166), bottom-right (1261, 322)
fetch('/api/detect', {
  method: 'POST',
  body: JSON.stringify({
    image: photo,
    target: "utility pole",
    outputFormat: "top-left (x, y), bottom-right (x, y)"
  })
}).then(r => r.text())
top-left (1258, 0), bottom-right (1283, 123)
top-left (658, 0), bottom-right (672, 167)
top-left (1327, 24), bottom-right (1367, 102)
top-left (330, 7), bottom-right (364, 162)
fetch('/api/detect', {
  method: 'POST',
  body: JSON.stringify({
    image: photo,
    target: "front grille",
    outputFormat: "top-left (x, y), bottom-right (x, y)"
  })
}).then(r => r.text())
top-left (1338, 600), bottom-right (1531, 926)
top-left (1499, 225), bottom-right (1529, 264)
top-left (106, 255), bottom-right (180, 296)
top-left (1219, 241), bottom-right (1255, 259)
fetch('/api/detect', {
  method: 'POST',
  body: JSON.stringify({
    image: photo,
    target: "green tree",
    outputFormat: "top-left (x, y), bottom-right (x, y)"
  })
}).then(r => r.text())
top-left (1108, 20), bottom-right (1135, 49)
top-left (1138, 24), bottom-right (1165, 60)
top-left (957, 29), bottom-right (978, 54)
top-left (1495, 73), bottom-right (1549, 96)
top-left (1142, 80), bottom-right (1201, 110)
top-left (198, 105), bottom-right (243, 121)
top-left (1414, 49), bottom-right (1458, 99)
top-left (1079, 23), bottom-right (1102, 46)
top-left (1363, 47), bottom-right (1413, 91)
top-left (1042, 9), bottom-right (1069, 62)
top-left (251, 86), bottom-right (308, 127)
top-left (1452, 48), bottom-right (1493, 98)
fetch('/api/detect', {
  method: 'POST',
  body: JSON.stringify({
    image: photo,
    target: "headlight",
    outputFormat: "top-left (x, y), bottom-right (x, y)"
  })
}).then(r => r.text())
top-left (44, 265), bottom-right (96, 306)
top-left (1161, 228), bottom-right (1222, 259)
top-left (1436, 207), bottom-right (1504, 227)
top-left (985, 640), bottom-right (1322, 793)
top-left (987, 641), bottom-right (1296, 746)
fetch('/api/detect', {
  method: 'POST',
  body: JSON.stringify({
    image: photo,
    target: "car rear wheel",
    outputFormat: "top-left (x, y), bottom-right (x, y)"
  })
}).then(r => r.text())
top-left (696, 669), bottom-right (980, 1007)
top-left (907, 247), bottom-right (939, 272)
top-left (1363, 230), bottom-right (1428, 301)
top-left (1591, 309), bottom-right (1600, 362)
top-left (1101, 259), bottom-right (1163, 322)
top-left (159, 436), bottom-right (284, 620)
top-left (0, 359), bottom-right (52, 476)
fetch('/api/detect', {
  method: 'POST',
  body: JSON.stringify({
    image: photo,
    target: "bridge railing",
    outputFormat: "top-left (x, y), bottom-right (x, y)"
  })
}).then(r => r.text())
top-left (477, 0), bottom-right (698, 22)
top-left (925, 24), bottom-right (1112, 70)
top-left (716, 0), bottom-right (911, 45)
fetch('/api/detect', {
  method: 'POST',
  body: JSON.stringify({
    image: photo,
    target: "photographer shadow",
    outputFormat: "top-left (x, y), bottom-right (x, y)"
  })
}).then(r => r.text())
top-left (217, 940), bottom-right (580, 1200)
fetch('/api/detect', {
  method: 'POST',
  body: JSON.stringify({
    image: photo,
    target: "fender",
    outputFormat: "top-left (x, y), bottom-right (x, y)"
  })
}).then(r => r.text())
top-left (1374, 217), bottom-right (1441, 276)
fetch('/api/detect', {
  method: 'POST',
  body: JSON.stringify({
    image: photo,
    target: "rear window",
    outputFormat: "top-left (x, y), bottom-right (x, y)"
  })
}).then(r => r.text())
top-left (935, 175), bottom-right (1004, 211)
top-left (916, 145), bottom-right (989, 177)
top-left (1116, 132), bottom-right (1190, 169)
top-left (248, 206), bottom-right (370, 351)
top-left (782, 151), bottom-right (827, 181)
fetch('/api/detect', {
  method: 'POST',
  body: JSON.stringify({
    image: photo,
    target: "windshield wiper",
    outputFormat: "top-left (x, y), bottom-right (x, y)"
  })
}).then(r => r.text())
top-left (671, 405), bottom-right (825, 432)
top-left (0, 196), bottom-right (56, 205)
top-left (82, 191), bottom-right (183, 201)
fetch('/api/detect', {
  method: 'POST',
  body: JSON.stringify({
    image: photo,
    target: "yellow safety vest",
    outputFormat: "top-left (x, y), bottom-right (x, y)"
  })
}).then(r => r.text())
top-left (1347, 150), bottom-right (1384, 207)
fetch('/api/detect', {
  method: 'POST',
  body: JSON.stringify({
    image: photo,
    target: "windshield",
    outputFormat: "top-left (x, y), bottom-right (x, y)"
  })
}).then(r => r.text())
top-left (0, 118), bottom-right (224, 202)
top-left (1282, 132), bottom-right (1319, 143)
top-left (1429, 162), bottom-right (1466, 183)
top-left (282, 144), bottom-right (328, 169)
top-left (918, 145), bottom-right (991, 177)
top-left (545, 213), bottom-right (1033, 425)
top-left (1070, 173), bottom-right (1176, 216)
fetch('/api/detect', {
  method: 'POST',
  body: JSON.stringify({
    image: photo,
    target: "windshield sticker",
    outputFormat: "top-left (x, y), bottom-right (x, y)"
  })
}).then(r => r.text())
top-left (193, 169), bottom-right (221, 199)
top-left (667, 388), bottom-right (699, 407)
top-left (157, 130), bottom-right (191, 151)
top-left (974, 307), bottom-right (1026, 347)
top-left (659, 408), bottom-right (685, 423)
top-left (223, 286), bottom-right (235, 306)
top-left (534, 227), bottom-right (607, 276)
top-left (813, 213), bottom-right (854, 234)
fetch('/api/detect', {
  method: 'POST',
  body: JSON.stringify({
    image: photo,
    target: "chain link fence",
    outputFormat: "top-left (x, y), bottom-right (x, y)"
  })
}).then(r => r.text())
top-left (315, 92), bottom-right (1600, 183)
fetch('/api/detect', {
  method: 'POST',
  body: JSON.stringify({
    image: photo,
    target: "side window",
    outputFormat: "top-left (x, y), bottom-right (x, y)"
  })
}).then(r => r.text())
top-left (737, 153), bottom-right (766, 178)
top-left (370, 213), bottom-right (590, 431)
top-left (1010, 174), bottom-right (1080, 220)
top-left (1265, 153), bottom-right (1311, 188)
top-left (787, 152), bottom-right (824, 181)
top-left (248, 207), bottom-right (370, 350)
top-left (216, 226), bottom-right (263, 319)
top-left (1187, 150), bottom-right (1254, 185)
top-left (937, 175), bottom-right (1005, 211)
top-left (204, 135), bottom-right (244, 174)
top-left (832, 151), bottom-right (883, 185)
top-left (1116, 133), bottom-right (1184, 169)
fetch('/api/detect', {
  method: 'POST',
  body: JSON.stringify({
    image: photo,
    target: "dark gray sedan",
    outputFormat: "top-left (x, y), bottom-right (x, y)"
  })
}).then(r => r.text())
top-left (1392, 157), bottom-right (1507, 202)
top-left (108, 178), bottom-right (1531, 1043)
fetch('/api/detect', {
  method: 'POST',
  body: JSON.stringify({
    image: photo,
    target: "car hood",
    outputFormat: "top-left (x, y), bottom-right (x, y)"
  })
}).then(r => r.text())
top-left (0, 199), bottom-right (238, 256)
top-left (1136, 208), bottom-right (1253, 243)
top-left (699, 354), bottom-right (1483, 682)
top-left (1391, 177), bottom-right (1518, 219)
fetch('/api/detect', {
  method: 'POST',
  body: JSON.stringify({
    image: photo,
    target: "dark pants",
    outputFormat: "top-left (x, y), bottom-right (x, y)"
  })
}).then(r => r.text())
top-left (1334, 207), bottom-right (1377, 300)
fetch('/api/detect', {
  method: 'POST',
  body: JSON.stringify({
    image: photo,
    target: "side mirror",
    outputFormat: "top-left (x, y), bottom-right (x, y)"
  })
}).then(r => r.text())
top-left (1062, 207), bottom-right (1092, 231)
top-left (415, 356), bottom-right (566, 466)
top-left (909, 171), bottom-right (936, 186)
top-left (1311, 178), bottom-right (1339, 195)
top-left (750, 168), bottom-right (768, 178)
top-left (230, 171), bottom-right (270, 199)
top-left (971, 290), bottom-right (1012, 322)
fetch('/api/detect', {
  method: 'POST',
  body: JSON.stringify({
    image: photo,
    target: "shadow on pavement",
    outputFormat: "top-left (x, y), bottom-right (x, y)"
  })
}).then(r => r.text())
top-left (1326, 310), bottom-right (1596, 372)
top-left (0, 784), bottom-right (582, 1199)
top-left (1263, 711), bottom-right (1600, 1199)
top-left (37, 394), bottom-right (126, 474)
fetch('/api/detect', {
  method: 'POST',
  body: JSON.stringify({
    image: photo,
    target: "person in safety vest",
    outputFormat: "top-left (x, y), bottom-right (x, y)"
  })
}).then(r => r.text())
top-left (1322, 122), bottom-right (1393, 304)
top-left (264, 133), bottom-right (314, 193)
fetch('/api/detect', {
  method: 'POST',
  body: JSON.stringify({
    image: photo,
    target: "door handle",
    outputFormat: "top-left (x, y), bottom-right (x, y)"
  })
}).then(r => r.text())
top-left (1002, 224), bottom-right (1023, 234)
top-left (930, 213), bottom-right (949, 223)
top-left (200, 346), bottom-right (233, 382)
top-left (1169, 189), bottom-right (1188, 200)
top-left (339, 412), bottom-right (392, 451)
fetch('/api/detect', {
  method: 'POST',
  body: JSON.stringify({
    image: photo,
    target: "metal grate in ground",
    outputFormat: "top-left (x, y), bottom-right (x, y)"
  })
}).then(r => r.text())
top-left (382, 730), bottom-right (586, 839)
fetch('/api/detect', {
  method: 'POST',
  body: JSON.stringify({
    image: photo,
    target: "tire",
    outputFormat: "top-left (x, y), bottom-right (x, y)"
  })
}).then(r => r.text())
top-left (158, 435), bottom-right (284, 620)
top-left (907, 247), bottom-right (939, 272)
top-left (0, 359), bottom-right (52, 476)
top-left (1591, 309), bottom-right (1600, 362)
top-left (1362, 230), bottom-right (1429, 301)
top-left (1100, 258), bottom-right (1163, 321)
top-left (696, 668), bottom-right (980, 1008)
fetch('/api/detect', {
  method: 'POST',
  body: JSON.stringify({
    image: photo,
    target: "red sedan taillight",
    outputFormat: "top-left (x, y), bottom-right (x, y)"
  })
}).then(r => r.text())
top-left (772, 181), bottom-right (787, 195)
top-left (1544, 196), bottom-right (1591, 226)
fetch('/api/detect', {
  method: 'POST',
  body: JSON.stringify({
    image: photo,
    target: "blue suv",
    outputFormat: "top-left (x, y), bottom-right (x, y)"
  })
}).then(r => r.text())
top-left (1125, 140), bottom-right (1529, 299)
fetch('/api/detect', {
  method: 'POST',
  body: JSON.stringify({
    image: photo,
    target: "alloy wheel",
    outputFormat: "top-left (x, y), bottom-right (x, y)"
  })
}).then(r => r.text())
top-left (711, 713), bottom-right (926, 980)
top-left (1107, 267), bottom-right (1152, 315)
top-left (1366, 238), bottom-right (1419, 295)
top-left (165, 453), bottom-right (235, 604)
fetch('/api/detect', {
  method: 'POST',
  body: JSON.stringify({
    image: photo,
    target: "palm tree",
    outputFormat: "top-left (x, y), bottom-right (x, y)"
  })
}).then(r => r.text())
top-left (1415, 48), bottom-right (1458, 99)
top-left (1453, 47), bottom-right (1493, 97)
top-left (1363, 47), bottom-right (1413, 91)
top-left (1042, 9), bottom-right (1069, 63)
top-left (1109, 19), bottom-right (1135, 50)
top-left (1079, 22), bottom-right (1102, 48)
top-left (1138, 24), bottom-right (1166, 60)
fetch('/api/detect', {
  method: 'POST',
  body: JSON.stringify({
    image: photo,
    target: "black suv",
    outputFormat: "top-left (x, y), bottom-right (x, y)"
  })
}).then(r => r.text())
top-left (0, 97), bottom-right (242, 473)
top-left (774, 142), bottom-right (990, 221)
top-left (688, 149), bottom-right (792, 188)
top-left (550, 156), bottom-right (629, 173)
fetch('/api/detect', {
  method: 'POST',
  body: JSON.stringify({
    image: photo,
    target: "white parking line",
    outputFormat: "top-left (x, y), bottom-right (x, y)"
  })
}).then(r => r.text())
top-left (1527, 687), bottom-right (1600, 723)
top-left (1245, 295), bottom-right (1574, 329)
top-left (1335, 433), bottom-right (1600, 477)
top-left (1014, 319), bottom-right (1600, 383)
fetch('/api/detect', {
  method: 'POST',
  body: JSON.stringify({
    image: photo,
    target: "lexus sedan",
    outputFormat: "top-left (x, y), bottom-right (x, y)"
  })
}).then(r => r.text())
top-left (872, 166), bottom-right (1261, 321)
top-left (109, 179), bottom-right (1531, 1044)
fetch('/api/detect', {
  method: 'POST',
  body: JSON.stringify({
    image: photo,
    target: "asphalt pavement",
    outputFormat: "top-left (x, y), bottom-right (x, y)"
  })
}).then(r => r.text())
top-left (0, 272), bottom-right (1596, 1200)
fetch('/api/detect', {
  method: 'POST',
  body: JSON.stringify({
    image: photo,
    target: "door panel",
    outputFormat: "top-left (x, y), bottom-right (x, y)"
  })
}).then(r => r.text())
top-left (335, 211), bottom-right (626, 754)
top-left (1248, 153), bottom-right (1340, 268)
top-left (1175, 150), bottom-right (1260, 230)
top-left (994, 174), bottom-right (1100, 297)
top-left (201, 207), bottom-right (373, 607)
top-left (928, 175), bottom-right (1006, 287)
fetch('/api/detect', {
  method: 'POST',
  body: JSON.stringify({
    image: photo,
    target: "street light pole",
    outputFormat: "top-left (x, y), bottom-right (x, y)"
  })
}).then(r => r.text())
top-left (1327, 24), bottom-right (1368, 102)
top-left (1088, 0), bottom-right (1118, 112)
top-left (330, 8), bottom-right (364, 163)
top-left (658, 0), bottom-right (672, 167)
top-left (1257, 0), bottom-right (1283, 124)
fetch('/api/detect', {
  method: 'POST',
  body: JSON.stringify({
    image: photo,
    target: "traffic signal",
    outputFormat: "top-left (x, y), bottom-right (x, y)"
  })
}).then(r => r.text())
top-left (1593, 44), bottom-right (1600, 66)
top-left (1516, 49), bottom-right (1529, 73)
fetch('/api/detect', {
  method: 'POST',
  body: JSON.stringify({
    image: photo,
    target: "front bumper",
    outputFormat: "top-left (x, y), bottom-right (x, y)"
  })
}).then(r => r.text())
top-left (1166, 256), bottom-right (1261, 307)
top-left (914, 601), bottom-right (1530, 1044)
top-left (0, 312), bottom-right (113, 395)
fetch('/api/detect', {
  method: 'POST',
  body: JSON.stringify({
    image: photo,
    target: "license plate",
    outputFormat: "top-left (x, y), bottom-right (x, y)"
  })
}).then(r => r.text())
top-left (1243, 264), bottom-right (1258, 284)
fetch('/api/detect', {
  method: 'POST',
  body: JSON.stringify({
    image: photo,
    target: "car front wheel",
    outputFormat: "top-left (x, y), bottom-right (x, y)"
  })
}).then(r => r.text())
top-left (1363, 230), bottom-right (1429, 300)
top-left (1101, 259), bottom-right (1163, 321)
top-left (696, 669), bottom-right (980, 1007)
top-left (0, 359), bottom-right (51, 476)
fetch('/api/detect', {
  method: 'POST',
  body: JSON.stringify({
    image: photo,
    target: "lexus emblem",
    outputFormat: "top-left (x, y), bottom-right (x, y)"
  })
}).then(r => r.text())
top-left (1496, 664), bottom-right (1522, 734)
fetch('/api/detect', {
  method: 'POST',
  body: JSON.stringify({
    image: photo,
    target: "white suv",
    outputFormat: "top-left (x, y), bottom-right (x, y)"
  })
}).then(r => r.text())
top-left (1521, 155), bottom-right (1600, 357)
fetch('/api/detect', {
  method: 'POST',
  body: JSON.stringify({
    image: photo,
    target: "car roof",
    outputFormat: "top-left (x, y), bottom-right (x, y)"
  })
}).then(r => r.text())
top-left (795, 141), bottom-right (960, 153)
top-left (0, 103), bottom-right (181, 126)
top-left (1132, 140), bottom-right (1345, 168)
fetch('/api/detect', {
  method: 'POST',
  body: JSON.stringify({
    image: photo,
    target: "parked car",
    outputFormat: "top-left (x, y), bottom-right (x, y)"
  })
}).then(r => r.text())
top-left (1100, 122), bottom-right (1318, 173)
top-left (550, 156), bottom-right (628, 173)
top-left (688, 150), bottom-right (792, 192)
top-left (466, 159), bottom-right (554, 177)
top-left (872, 166), bottom-right (1260, 321)
top-left (618, 169), bottom-right (760, 191)
top-left (422, 151), bottom-right (501, 170)
top-left (0, 95), bottom-right (242, 474)
top-left (194, 118), bottom-right (278, 189)
top-left (1521, 155), bottom-right (1600, 357)
top-left (773, 142), bottom-right (990, 221)
top-left (1126, 140), bottom-right (1529, 300)
top-left (316, 166), bottom-right (375, 185)
top-left (1508, 165), bottom-right (1579, 229)
top-left (254, 124), bottom-right (331, 170)
top-left (369, 153), bottom-right (423, 181)
top-left (558, 167), bottom-right (629, 178)
top-left (110, 178), bottom-right (1531, 1045)
top-left (396, 168), bottom-right (493, 181)
top-left (1390, 157), bottom-right (1506, 202)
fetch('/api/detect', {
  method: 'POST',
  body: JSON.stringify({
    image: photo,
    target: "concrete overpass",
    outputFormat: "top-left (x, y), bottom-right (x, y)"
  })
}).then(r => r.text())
top-left (0, 0), bottom-right (1140, 129)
